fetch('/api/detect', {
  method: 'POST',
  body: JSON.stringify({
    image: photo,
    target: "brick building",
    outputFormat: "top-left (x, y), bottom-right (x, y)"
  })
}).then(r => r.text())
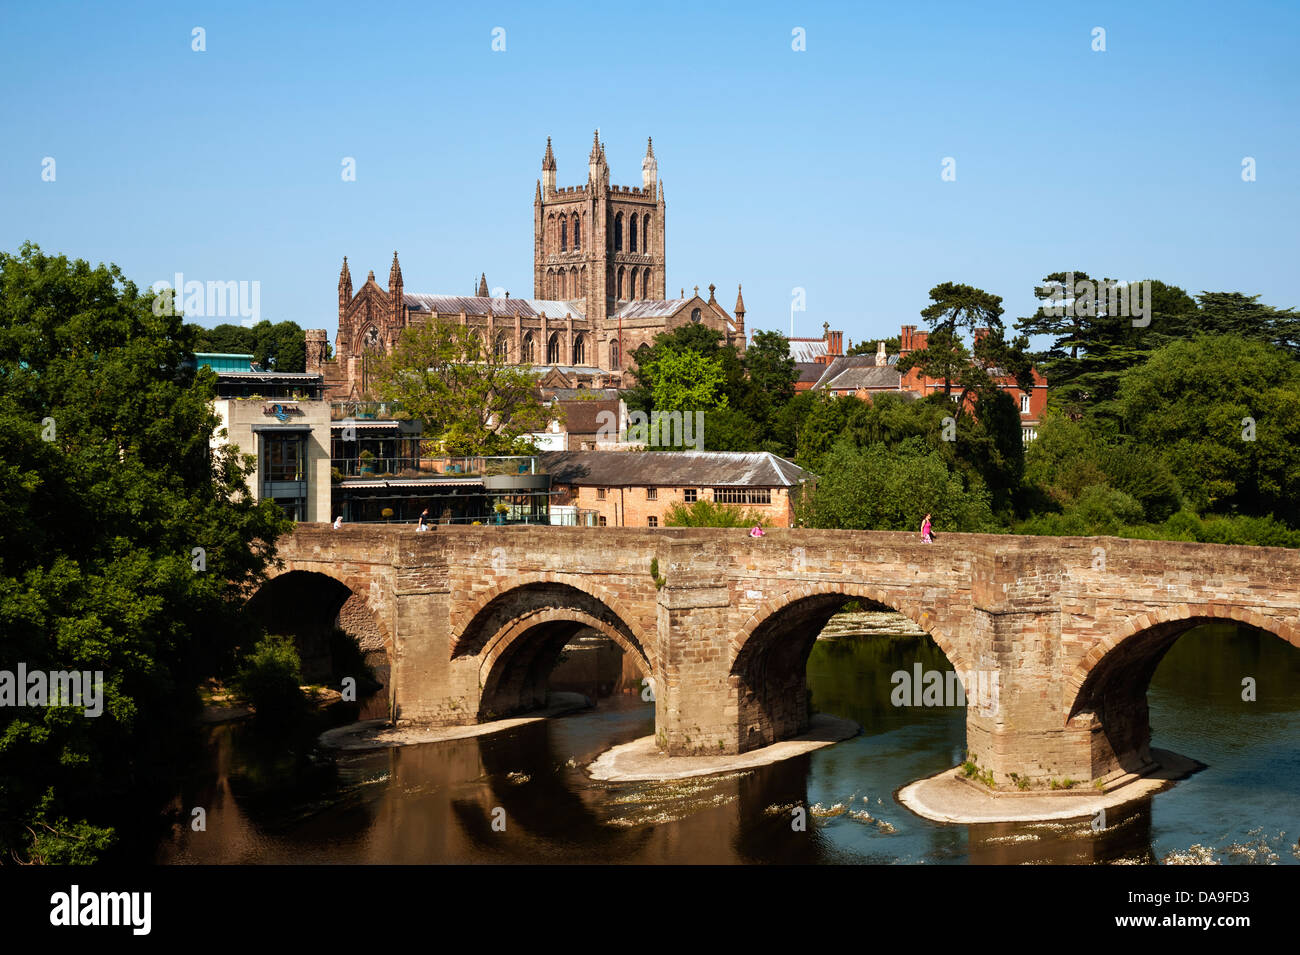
top-left (308, 133), bottom-right (746, 400)
top-left (810, 323), bottom-right (1048, 442)
top-left (541, 450), bottom-right (815, 528)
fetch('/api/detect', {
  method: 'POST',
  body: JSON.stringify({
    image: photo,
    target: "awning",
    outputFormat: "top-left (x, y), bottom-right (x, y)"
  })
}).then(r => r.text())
top-left (251, 424), bottom-right (313, 433)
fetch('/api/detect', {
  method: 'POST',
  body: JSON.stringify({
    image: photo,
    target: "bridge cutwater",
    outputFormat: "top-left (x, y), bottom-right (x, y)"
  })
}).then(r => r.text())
top-left (258, 524), bottom-right (1300, 788)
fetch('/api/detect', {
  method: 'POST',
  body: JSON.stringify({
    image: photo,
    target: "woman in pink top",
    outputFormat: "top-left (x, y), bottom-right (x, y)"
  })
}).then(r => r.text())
top-left (921, 514), bottom-right (932, 543)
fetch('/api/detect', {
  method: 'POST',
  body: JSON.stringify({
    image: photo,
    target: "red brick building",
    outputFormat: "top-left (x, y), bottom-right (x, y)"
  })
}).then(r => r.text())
top-left (810, 324), bottom-right (1048, 442)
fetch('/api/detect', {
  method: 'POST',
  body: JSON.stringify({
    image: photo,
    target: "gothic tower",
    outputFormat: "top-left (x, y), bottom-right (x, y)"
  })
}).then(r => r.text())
top-left (533, 131), bottom-right (667, 338)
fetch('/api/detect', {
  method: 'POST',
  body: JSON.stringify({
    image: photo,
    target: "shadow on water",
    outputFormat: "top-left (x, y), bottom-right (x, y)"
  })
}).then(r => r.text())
top-left (155, 622), bottom-right (1300, 864)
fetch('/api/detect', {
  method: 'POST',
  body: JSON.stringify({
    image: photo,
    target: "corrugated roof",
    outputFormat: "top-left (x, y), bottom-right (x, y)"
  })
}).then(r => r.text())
top-left (540, 450), bottom-right (815, 488)
top-left (788, 339), bottom-right (828, 363)
top-left (612, 299), bottom-right (689, 319)
top-left (404, 294), bottom-right (585, 320)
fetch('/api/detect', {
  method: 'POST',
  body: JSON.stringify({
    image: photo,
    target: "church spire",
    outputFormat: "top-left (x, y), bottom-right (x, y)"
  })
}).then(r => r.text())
top-left (734, 284), bottom-right (745, 319)
top-left (587, 128), bottom-right (608, 185)
top-left (541, 137), bottom-right (556, 194)
top-left (388, 251), bottom-right (403, 291)
top-left (478, 273), bottom-right (489, 297)
top-left (642, 135), bottom-right (658, 191)
top-left (338, 256), bottom-right (353, 320)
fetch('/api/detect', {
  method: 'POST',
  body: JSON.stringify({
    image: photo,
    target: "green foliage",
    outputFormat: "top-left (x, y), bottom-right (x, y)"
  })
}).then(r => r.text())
top-left (652, 348), bottom-right (728, 412)
top-left (795, 439), bottom-right (997, 532)
top-left (372, 316), bottom-right (550, 455)
top-left (1117, 334), bottom-right (1300, 523)
top-left (188, 319), bottom-right (308, 372)
top-left (648, 557), bottom-right (666, 589)
top-left (0, 242), bottom-right (289, 863)
top-left (663, 499), bottom-right (771, 528)
top-left (234, 634), bottom-right (305, 722)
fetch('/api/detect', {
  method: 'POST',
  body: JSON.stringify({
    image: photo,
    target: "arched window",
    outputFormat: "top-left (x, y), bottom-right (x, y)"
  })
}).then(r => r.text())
top-left (547, 332), bottom-right (561, 365)
top-left (630, 269), bottom-right (637, 300)
top-left (630, 215), bottom-right (638, 252)
top-left (547, 214), bottom-right (555, 249)
top-left (691, 308), bottom-right (702, 323)
top-left (610, 339), bottom-right (620, 369)
top-left (573, 334), bottom-right (585, 365)
top-left (643, 214), bottom-right (652, 252)
top-left (570, 266), bottom-right (579, 299)
top-left (560, 217), bottom-right (567, 252)
top-left (559, 270), bottom-right (567, 298)
top-left (573, 216), bottom-right (581, 251)
top-left (521, 332), bottom-right (534, 363)
top-left (643, 268), bottom-right (652, 298)
top-left (614, 213), bottom-right (623, 251)
top-left (617, 266), bottom-right (625, 300)
top-left (495, 331), bottom-right (510, 361)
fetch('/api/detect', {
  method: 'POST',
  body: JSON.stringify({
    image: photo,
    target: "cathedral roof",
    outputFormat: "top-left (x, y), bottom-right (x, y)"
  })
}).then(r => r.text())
top-left (611, 299), bottom-right (690, 319)
top-left (403, 294), bottom-right (585, 320)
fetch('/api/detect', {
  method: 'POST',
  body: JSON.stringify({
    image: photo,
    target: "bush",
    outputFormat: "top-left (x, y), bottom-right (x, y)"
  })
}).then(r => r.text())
top-left (235, 634), bottom-right (305, 722)
top-left (664, 498), bottom-right (770, 528)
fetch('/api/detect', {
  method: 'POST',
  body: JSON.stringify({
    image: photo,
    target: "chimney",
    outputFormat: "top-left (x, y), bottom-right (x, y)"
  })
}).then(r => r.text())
top-left (900, 325), bottom-right (915, 353)
top-left (827, 330), bottom-right (843, 356)
top-left (913, 329), bottom-right (928, 350)
top-left (876, 339), bottom-right (886, 362)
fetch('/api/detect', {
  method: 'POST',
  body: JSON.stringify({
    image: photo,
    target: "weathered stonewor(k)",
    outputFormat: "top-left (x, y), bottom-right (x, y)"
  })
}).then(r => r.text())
top-left (264, 524), bottom-right (1300, 788)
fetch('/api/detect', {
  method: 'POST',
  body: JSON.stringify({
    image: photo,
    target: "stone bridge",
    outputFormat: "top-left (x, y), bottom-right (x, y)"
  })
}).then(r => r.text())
top-left (256, 524), bottom-right (1300, 787)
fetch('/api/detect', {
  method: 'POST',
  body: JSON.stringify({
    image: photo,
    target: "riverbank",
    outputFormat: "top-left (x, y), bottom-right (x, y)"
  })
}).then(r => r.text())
top-left (588, 713), bottom-right (859, 782)
top-left (316, 691), bottom-right (592, 750)
top-left (897, 748), bottom-right (1206, 823)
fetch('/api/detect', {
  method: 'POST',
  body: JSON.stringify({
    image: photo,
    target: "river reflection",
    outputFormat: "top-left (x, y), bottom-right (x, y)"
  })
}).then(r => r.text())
top-left (156, 623), bottom-right (1300, 864)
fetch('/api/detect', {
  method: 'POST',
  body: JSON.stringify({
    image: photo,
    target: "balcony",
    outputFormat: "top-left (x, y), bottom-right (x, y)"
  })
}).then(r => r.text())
top-left (331, 455), bottom-right (545, 481)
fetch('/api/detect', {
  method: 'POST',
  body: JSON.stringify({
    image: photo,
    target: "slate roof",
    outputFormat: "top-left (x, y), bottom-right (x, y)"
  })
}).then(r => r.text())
top-left (612, 299), bottom-right (689, 319)
top-left (404, 294), bottom-right (585, 320)
top-left (553, 398), bottom-right (620, 434)
top-left (795, 361), bottom-right (825, 384)
top-left (812, 354), bottom-right (903, 391)
top-left (540, 450), bottom-right (814, 488)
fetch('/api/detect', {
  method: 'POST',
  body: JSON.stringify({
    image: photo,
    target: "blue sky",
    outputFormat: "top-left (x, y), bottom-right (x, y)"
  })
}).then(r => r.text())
top-left (2, 0), bottom-right (1296, 347)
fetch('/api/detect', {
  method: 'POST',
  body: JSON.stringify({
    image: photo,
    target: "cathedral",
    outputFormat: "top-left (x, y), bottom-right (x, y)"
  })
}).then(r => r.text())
top-left (308, 132), bottom-right (747, 399)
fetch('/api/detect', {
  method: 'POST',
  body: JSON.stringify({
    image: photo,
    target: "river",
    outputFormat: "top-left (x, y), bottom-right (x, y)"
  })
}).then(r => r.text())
top-left (154, 622), bottom-right (1300, 864)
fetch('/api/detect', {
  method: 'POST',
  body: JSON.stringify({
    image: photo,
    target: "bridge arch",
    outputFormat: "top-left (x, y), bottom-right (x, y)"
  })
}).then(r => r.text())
top-left (453, 579), bottom-right (652, 720)
top-left (730, 582), bottom-right (968, 752)
top-left (246, 566), bottom-right (394, 686)
top-left (451, 572), bottom-right (651, 658)
top-left (1066, 604), bottom-right (1300, 777)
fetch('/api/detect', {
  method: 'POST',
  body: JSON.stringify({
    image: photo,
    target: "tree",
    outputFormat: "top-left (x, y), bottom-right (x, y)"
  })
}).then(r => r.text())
top-left (371, 316), bottom-right (551, 455)
top-left (187, 319), bottom-right (308, 372)
top-left (1116, 334), bottom-right (1300, 524)
top-left (741, 329), bottom-right (798, 427)
top-left (651, 348), bottom-right (728, 413)
top-left (898, 282), bottom-right (1007, 396)
top-left (0, 242), bottom-right (289, 863)
top-left (795, 439), bottom-right (997, 532)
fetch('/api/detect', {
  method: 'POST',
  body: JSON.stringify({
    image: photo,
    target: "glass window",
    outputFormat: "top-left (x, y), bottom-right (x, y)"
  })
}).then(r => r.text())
top-left (647, 515), bottom-right (657, 527)
top-left (646, 487), bottom-right (657, 500)
top-left (683, 488), bottom-right (697, 503)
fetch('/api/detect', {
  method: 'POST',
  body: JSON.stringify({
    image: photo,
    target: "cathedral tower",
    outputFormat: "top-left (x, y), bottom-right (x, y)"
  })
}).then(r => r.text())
top-left (533, 132), bottom-right (666, 331)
